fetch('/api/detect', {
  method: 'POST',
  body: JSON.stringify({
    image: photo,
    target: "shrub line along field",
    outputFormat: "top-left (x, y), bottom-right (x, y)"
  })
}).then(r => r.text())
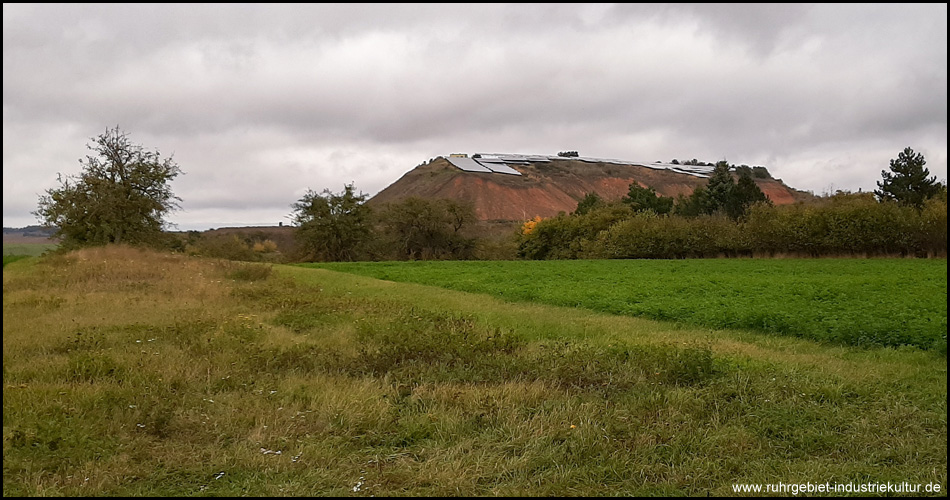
top-left (305, 259), bottom-right (948, 353)
top-left (3, 247), bottom-right (947, 496)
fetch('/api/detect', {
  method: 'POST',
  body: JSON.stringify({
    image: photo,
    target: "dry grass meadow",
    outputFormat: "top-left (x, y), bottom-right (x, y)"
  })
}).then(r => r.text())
top-left (3, 246), bottom-right (946, 496)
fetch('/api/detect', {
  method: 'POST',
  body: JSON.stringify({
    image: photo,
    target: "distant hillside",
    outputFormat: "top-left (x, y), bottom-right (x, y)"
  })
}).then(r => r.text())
top-left (369, 154), bottom-right (813, 221)
top-left (3, 225), bottom-right (57, 237)
top-left (3, 225), bottom-right (59, 244)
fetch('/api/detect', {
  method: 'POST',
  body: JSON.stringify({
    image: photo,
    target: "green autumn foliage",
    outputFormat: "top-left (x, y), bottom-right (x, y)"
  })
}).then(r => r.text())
top-left (875, 146), bottom-right (943, 209)
top-left (673, 162), bottom-right (770, 219)
top-left (34, 126), bottom-right (183, 249)
top-left (622, 183), bottom-right (674, 215)
top-left (520, 193), bottom-right (946, 260)
top-left (290, 190), bottom-right (479, 261)
top-left (291, 183), bottom-right (373, 262)
top-left (520, 151), bottom-right (945, 260)
top-left (376, 197), bottom-right (478, 260)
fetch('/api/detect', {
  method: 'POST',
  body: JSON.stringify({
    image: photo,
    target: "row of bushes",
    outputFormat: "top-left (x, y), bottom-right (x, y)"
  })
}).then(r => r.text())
top-left (519, 193), bottom-right (947, 259)
top-left (177, 192), bottom-right (946, 263)
top-left (179, 196), bottom-right (521, 263)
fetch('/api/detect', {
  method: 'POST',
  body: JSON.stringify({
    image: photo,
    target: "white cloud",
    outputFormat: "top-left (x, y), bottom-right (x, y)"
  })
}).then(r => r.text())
top-left (4, 3), bottom-right (946, 229)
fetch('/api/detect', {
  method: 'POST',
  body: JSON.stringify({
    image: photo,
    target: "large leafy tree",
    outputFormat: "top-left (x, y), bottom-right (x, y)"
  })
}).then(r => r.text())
top-left (675, 161), bottom-right (769, 219)
top-left (622, 182), bottom-right (674, 215)
top-left (673, 186), bottom-right (711, 217)
top-left (34, 126), bottom-right (183, 248)
top-left (875, 147), bottom-right (941, 209)
top-left (573, 192), bottom-right (605, 215)
top-left (705, 161), bottom-right (737, 216)
top-left (291, 183), bottom-right (372, 261)
top-left (378, 197), bottom-right (476, 260)
top-left (731, 165), bottom-right (771, 217)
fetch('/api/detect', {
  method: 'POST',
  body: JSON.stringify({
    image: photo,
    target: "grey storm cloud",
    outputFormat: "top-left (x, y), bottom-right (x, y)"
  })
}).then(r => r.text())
top-left (3, 3), bottom-right (946, 230)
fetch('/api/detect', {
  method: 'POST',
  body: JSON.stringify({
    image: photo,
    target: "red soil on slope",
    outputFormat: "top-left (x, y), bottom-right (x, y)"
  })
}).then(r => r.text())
top-left (369, 157), bottom-right (811, 221)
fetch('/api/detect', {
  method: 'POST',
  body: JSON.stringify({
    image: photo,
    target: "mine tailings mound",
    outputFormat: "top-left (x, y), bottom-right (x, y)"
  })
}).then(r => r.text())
top-left (368, 156), bottom-right (812, 221)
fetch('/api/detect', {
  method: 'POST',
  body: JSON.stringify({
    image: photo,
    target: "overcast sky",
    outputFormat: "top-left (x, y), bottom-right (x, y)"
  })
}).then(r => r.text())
top-left (4, 3), bottom-right (947, 230)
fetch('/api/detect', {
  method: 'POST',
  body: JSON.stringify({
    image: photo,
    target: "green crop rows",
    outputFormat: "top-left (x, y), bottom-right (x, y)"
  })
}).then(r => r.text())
top-left (306, 259), bottom-right (948, 352)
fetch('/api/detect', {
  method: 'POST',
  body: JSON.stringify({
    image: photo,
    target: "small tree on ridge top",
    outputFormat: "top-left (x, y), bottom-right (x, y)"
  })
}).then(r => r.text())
top-left (875, 147), bottom-right (941, 209)
top-left (34, 126), bottom-right (183, 249)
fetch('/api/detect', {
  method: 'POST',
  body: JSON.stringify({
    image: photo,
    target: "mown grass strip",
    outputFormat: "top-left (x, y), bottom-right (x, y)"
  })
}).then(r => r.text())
top-left (305, 259), bottom-right (948, 352)
top-left (4, 255), bottom-right (31, 268)
top-left (3, 243), bottom-right (59, 257)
